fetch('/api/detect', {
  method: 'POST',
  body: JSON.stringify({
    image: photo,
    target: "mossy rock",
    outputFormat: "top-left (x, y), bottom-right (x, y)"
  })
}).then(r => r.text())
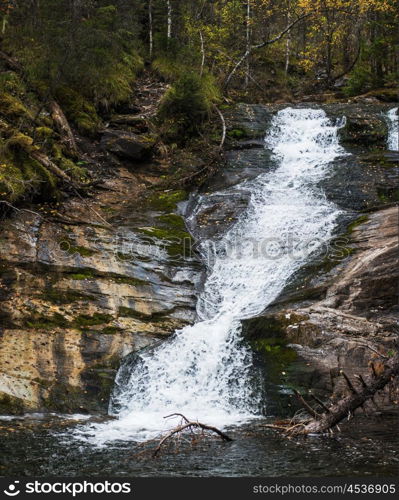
top-left (35, 126), bottom-right (54, 139)
top-left (0, 93), bottom-right (33, 120)
top-left (55, 86), bottom-right (101, 137)
top-left (42, 288), bottom-right (95, 305)
top-left (227, 128), bottom-right (249, 140)
top-left (25, 312), bottom-right (69, 330)
top-left (137, 225), bottom-right (193, 258)
top-left (156, 213), bottom-right (186, 229)
top-left (147, 189), bottom-right (187, 211)
top-left (59, 237), bottom-right (96, 257)
top-left (74, 313), bottom-right (113, 328)
top-left (339, 115), bottom-right (388, 145)
top-left (0, 392), bottom-right (25, 415)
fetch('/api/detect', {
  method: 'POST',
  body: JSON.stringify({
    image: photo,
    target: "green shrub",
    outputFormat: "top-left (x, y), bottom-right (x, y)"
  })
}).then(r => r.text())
top-left (158, 72), bottom-right (220, 143)
top-left (344, 65), bottom-right (373, 97)
top-left (54, 87), bottom-right (101, 137)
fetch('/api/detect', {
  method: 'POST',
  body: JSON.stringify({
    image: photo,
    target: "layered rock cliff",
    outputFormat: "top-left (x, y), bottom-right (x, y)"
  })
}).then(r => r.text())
top-left (0, 100), bottom-right (397, 416)
top-left (0, 165), bottom-right (200, 413)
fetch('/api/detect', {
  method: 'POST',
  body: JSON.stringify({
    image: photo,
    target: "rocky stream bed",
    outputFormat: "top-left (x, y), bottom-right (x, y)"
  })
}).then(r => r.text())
top-left (0, 101), bottom-right (398, 477)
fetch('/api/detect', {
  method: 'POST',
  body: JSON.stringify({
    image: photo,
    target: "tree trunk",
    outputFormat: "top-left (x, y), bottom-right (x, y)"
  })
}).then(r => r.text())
top-left (285, 0), bottom-right (292, 75)
top-left (199, 30), bottom-right (205, 77)
top-left (167, 0), bottom-right (172, 42)
top-left (149, 0), bottom-right (153, 59)
top-left (49, 100), bottom-right (77, 153)
top-left (245, 0), bottom-right (251, 88)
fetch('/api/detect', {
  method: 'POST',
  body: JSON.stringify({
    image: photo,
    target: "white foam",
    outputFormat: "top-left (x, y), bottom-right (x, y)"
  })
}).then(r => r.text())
top-left (75, 108), bottom-right (346, 445)
top-left (386, 107), bottom-right (398, 151)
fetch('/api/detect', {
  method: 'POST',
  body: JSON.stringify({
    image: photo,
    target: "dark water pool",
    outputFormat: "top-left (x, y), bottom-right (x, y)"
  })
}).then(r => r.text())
top-left (0, 413), bottom-right (398, 477)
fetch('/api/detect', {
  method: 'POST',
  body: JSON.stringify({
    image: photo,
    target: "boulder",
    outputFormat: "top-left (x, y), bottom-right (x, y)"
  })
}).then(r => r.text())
top-left (101, 129), bottom-right (155, 161)
top-left (339, 114), bottom-right (388, 144)
top-left (109, 114), bottom-right (149, 132)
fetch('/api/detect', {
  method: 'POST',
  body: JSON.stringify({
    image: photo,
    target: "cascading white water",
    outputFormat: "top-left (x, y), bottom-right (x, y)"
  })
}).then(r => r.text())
top-left (77, 108), bottom-right (346, 445)
top-left (386, 107), bottom-right (398, 151)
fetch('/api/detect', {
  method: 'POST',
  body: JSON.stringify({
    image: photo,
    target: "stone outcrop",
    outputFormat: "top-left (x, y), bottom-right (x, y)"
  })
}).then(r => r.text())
top-left (244, 206), bottom-right (398, 404)
top-left (1, 99), bottom-right (398, 417)
top-left (200, 102), bottom-right (399, 410)
top-left (0, 167), bottom-right (199, 414)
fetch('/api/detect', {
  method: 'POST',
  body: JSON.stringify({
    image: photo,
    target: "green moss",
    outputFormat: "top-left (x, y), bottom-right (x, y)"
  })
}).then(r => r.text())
top-left (74, 313), bottom-right (113, 327)
top-left (137, 225), bottom-right (192, 258)
top-left (227, 128), bottom-right (248, 139)
top-left (0, 71), bottom-right (26, 95)
top-left (156, 213), bottom-right (186, 229)
top-left (0, 92), bottom-right (32, 120)
top-left (137, 226), bottom-right (189, 241)
top-left (347, 215), bottom-right (369, 232)
top-left (59, 158), bottom-right (87, 181)
top-left (101, 326), bottom-right (123, 335)
top-left (25, 312), bottom-right (69, 329)
top-left (6, 132), bottom-right (35, 151)
top-left (59, 238), bottom-right (96, 257)
top-left (0, 137), bottom-right (59, 203)
top-left (111, 275), bottom-right (147, 286)
top-left (0, 392), bottom-right (25, 415)
top-left (55, 87), bottom-right (101, 137)
top-left (35, 126), bottom-right (54, 139)
top-left (68, 269), bottom-right (95, 280)
top-left (251, 337), bottom-right (298, 364)
top-left (118, 306), bottom-right (162, 321)
top-left (147, 189), bottom-right (188, 211)
top-left (42, 288), bottom-right (95, 305)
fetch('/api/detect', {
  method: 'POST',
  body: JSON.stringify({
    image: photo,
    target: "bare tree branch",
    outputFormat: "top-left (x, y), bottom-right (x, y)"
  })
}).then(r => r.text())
top-left (224, 14), bottom-right (310, 89)
top-left (153, 414), bottom-right (233, 457)
top-left (214, 105), bottom-right (226, 151)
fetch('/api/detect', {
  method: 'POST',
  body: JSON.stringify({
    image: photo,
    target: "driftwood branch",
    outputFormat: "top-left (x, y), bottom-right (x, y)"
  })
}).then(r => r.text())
top-left (266, 355), bottom-right (399, 436)
top-left (310, 393), bottom-right (331, 413)
top-left (341, 371), bottom-right (358, 395)
top-left (293, 389), bottom-right (320, 419)
top-left (294, 355), bottom-right (399, 435)
top-left (153, 414), bottom-right (233, 457)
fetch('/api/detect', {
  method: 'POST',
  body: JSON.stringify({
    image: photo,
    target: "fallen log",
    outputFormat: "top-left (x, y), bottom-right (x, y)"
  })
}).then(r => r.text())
top-left (265, 355), bottom-right (399, 436)
top-left (49, 100), bottom-right (78, 153)
top-left (30, 149), bottom-right (73, 182)
top-left (290, 355), bottom-right (399, 435)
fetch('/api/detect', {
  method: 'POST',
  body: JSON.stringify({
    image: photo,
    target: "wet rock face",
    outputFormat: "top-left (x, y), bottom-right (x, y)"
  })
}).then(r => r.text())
top-left (0, 168), bottom-right (200, 414)
top-left (215, 102), bottom-right (398, 408)
top-left (323, 103), bottom-right (390, 145)
top-left (244, 207), bottom-right (399, 409)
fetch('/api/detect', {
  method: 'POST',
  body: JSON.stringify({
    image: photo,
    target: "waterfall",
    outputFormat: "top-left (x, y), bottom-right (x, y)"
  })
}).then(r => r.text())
top-left (77, 108), bottom-right (345, 445)
top-left (386, 107), bottom-right (398, 151)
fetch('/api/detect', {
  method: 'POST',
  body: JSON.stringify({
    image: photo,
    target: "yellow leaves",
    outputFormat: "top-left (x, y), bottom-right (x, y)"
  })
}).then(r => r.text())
top-left (298, 48), bottom-right (319, 72)
top-left (299, 0), bottom-right (395, 14)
